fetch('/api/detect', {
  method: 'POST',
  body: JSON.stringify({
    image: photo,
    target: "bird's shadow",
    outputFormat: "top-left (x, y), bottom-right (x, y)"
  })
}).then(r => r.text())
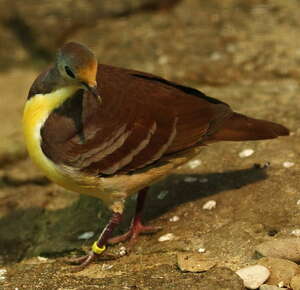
top-left (141, 165), bottom-right (267, 222)
top-left (0, 165), bottom-right (267, 264)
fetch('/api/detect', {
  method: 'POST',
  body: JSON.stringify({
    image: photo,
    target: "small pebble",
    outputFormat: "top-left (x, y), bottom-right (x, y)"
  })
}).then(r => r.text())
top-left (0, 269), bottom-right (7, 281)
top-left (187, 159), bottom-right (202, 169)
top-left (198, 248), bottom-right (206, 253)
top-left (157, 190), bottom-right (168, 200)
top-left (184, 176), bottom-right (198, 183)
top-left (37, 256), bottom-right (48, 262)
top-left (77, 231), bottom-right (95, 240)
top-left (255, 238), bottom-right (300, 262)
top-left (177, 252), bottom-right (216, 272)
top-left (158, 233), bottom-right (175, 242)
top-left (239, 148), bottom-right (254, 158)
top-left (236, 265), bottom-right (270, 289)
top-left (297, 199), bottom-right (300, 206)
top-left (291, 229), bottom-right (300, 237)
top-left (119, 246), bottom-right (127, 256)
top-left (199, 177), bottom-right (208, 183)
top-left (169, 216), bottom-right (180, 222)
top-left (202, 200), bottom-right (216, 210)
top-left (102, 264), bottom-right (114, 271)
top-left (283, 161), bottom-right (295, 168)
top-left (277, 281), bottom-right (284, 287)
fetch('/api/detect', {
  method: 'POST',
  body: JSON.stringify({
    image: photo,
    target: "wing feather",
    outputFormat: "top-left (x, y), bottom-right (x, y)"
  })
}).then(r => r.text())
top-left (41, 64), bottom-right (233, 175)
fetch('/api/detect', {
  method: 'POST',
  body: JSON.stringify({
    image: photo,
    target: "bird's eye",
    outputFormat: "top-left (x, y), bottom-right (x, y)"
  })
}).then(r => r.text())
top-left (65, 66), bottom-right (75, 79)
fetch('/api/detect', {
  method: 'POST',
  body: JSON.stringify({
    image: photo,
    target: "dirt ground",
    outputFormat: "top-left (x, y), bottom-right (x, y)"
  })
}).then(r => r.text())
top-left (0, 0), bottom-right (299, 289)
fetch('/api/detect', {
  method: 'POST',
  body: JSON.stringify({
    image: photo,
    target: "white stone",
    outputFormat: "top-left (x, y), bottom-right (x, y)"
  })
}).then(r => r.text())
top-left (119, 246), bottom-right (127, 256)
top-left (158, 233), bottom-right (175, 242)
top-left (297, 199), bottom-right (300, 206)
top-left (291, 229), bottom-right (300, 237)
top-left (202, 200), bottom-right (216, 210)
top-left (198, 248), bottom-right (206, 253)
top-left (283, 161), bottom-right (295, 168)
top-left (184, 176), bottom-right (198, 183)
top-left (102, 264), bottom-right (114, 270)
top-left (169, 216), bottom-right (180, 222)
top-left (77, 231), bottom-right (95, 240)
top-left (236, 265), bottom-right (270, 289)
top-left (239, 148), bottom-right (254, 158)
top-left (157, 190), bottom-right (168, 200)
top-left (187, 159), bottom-right (202, 169)
top-left (278, 281), bottom-right (284, 287)
top-left (37, 256), bottom-right (48, 262)
top-left (0, 268), bottom-right (7, 281)
top-left (199, 177), bottom-right (208, 183)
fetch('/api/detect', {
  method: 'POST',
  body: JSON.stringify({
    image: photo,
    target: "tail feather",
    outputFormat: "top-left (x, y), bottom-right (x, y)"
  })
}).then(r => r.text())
top-left (208, 113), bottom-right (289, 142)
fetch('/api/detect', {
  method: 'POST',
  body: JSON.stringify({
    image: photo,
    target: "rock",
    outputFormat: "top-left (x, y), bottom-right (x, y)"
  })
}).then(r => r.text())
top-left (119, 246), bottom-right (127, 256)
top-left (290, 274), bottom-right (300, 290)
top-left (77, 231), bottom-right (94, 240)
top-left (283, 161), bottom-right (295, 168)
top-left (197, 267), bottom-right (244, 290)
top-left (177, 252), bottom-right (216, 272)
top-left (157, 190), bottom-right (169, 200)
top-left (202, 200), bottom-right (217, 210)
top-left (169, 215), bottom-right (180, 222)
top-left (258, 257), bottom-right (300, 287)
top-left (239, 148), bottom-right (254, 158)
top-left (0, 268), bottom-right (7, 282)
top-left (187, 159), bottom-right (202, 169)
top-left (259, 285), bottom-right (281, 290)
top-left (183, 176), bottom-right (198, 183)
top-left (255, 238), bottom-right (300, 262)
top-left (291, 229), bottom-right (300, 237)
top-left (158, 233), bottom-right (175, 242)
top-left (236, 265), bottom-right (270, 289)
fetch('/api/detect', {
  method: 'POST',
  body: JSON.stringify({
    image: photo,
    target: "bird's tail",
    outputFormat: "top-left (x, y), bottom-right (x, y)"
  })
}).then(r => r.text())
top-left (207, 113), bottom-right (289, 142)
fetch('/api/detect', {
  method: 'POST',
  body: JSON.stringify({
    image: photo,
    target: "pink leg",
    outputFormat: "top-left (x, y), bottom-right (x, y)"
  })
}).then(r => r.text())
top-left (66, 212), bottom-right (122, 271)
top-left (108, 187), bottom-right (161, 247)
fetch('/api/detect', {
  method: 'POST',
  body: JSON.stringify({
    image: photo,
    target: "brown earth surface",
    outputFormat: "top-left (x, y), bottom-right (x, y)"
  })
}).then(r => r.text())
top-left (0, 0), bottom-right (299, 289)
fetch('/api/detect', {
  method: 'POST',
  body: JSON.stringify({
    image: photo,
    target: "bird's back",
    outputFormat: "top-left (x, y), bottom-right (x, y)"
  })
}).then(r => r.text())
top-left (40, 64), bottom-right (288, 176)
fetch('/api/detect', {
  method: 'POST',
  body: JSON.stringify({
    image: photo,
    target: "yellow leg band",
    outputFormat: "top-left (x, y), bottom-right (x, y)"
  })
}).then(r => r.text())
top-left (92, 241), bottom-right (106, 255)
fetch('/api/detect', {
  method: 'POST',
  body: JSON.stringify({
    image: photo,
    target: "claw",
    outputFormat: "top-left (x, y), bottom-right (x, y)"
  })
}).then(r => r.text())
top-left (64, 251), bottom-right (97, 272)
top-left (108, 224), bottom-right (162, 247)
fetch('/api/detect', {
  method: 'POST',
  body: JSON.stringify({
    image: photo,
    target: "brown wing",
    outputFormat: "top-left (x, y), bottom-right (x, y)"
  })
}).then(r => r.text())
top-left (41, 64), bottom-right (287, 177)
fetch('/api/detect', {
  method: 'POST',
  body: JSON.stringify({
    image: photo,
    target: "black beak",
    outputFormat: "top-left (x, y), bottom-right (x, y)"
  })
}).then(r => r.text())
top-left (82, 82), bottom-right (102, 103)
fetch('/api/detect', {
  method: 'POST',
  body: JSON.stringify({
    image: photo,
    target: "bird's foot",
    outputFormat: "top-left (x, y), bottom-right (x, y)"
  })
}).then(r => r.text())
top-left (64, 242), bottom-right (106, 272)
top-left (64, 251), bottom-right (97, 272)
top-left (108, 221), bottom-right (161, 247)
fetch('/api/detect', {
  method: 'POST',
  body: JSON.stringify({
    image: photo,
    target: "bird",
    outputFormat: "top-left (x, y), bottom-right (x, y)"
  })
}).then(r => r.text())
top-left (23, 42), bottom-right (289, 270)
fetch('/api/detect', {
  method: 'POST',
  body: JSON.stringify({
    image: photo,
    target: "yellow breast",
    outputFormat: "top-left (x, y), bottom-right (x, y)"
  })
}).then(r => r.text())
top-left (23, 86), bottom-right (96, 195)
top-left (22, 87), bottom-right (140, 205)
